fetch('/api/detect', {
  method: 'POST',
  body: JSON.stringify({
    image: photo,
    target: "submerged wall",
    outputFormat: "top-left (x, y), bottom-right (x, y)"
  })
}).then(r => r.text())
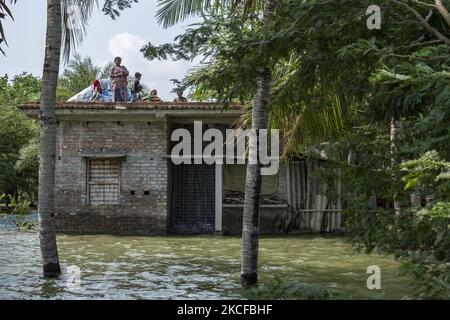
top-left (54, 120), bottom-right (168, 235)
top-left (222, 204), bottom-right (289, 235)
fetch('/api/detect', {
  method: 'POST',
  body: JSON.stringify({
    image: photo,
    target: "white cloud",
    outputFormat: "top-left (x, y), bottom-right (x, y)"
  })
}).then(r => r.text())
top-left (106, 32), bottom-right (194, 101)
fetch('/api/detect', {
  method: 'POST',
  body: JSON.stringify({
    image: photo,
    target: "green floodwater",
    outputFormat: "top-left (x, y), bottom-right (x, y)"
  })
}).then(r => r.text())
top-left (0, 228), bottom-right (414, 299)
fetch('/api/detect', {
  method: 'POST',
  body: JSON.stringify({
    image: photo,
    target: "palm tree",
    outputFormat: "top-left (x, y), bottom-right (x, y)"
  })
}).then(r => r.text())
top-left (155, 0), bottom-right (276, 286)
top-left (2, 0), bottom-right (134, 278)
top-left (59, 54), bottom-right (101, 94)
top-left (0, 0), bottom-right (17, 55)
top-left (40, 0), bottom-right (128, 277)
top-left (235, 50), bottom-right (358, 236)
top-left (0, 0), bottom-right (90, 277)
top-left (240, 0), bottom-right (278, 286)
top-left (261, 54), bottom-right (355, 159)
top-left (3, 0), bottom-right (108, 277)
top-left (39, 0), bottom-right (106, 278)
top-left (38, 0), bottom-right (63, 277)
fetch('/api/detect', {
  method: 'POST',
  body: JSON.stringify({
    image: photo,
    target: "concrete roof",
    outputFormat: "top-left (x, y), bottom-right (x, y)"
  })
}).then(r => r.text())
top-left (19, 102), bottom-right (245, 122)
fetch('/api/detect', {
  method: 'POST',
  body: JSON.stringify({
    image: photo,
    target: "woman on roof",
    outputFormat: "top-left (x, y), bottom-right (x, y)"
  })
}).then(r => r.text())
top-left (143, 89), bottom-right (162, 102)
top-left (109, 57), bottom-right (129, 102)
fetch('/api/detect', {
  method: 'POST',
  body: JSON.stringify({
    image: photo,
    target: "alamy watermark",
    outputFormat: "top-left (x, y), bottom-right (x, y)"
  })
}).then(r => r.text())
top-left (171, 121), bottom-right (280, 176)
top-left (366, 5), bottom-right (381, 30)
top-left (366, 265), bottom-right (381, 290)
top-left (65, 4), bottom-right (82, 31)
top-left (66, 265), bottom-right (81, 290)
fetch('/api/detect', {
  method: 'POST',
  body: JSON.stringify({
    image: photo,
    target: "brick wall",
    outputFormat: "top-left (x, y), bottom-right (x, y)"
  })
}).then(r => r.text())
top-left (54, 120), bottom-right (168, 235)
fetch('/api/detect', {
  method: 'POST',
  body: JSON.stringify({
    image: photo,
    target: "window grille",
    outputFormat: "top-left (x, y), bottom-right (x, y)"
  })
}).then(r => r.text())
top-left (88, 159), bottom-right (120, 205)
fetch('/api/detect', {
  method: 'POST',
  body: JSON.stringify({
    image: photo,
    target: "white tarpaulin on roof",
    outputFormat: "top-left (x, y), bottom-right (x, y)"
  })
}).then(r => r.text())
top-left (67, 78), bottom-right (148, 102)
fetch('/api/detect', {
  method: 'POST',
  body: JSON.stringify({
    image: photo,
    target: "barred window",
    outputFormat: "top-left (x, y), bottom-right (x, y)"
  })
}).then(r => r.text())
top-left (88, 159), bottom-right (121, 206)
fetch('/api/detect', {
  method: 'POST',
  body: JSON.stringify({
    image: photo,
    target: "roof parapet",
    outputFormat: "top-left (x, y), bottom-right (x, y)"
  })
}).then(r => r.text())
top-left (19, 101), bottom-right (243, 111)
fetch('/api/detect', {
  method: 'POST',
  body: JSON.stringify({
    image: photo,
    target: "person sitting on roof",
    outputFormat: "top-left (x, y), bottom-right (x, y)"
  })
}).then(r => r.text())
top-left (173, 88), bottom-right (187, 102)
top-left (109, 56), bottom-right (129, 102)
top-left (90, 79), bottom-right (103, 102)
top-left (143, 89), bottom-right (162, 102)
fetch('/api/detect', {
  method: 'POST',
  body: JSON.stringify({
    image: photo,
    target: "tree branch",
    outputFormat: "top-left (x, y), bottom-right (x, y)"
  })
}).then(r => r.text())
top-left (391, 0), bottom-right (450, 45)
top-left (435, 0), bottom-right (450, 28)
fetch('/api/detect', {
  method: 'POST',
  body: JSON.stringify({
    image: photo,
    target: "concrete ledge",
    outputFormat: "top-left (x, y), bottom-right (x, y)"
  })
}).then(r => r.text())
top-left (80, 152), bottom-right (127, 158)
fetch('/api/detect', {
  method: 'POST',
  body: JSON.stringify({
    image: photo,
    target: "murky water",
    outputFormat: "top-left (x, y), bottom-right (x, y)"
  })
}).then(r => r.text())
top-left (0, 226), bottom-right (413, 299)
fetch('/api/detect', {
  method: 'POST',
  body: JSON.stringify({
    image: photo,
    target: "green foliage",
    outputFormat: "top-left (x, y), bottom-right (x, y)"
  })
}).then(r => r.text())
top-left (0, 194), bottom-right (31, 215)
top-left (99, 62), bottom-right (114, 79)
top-left (57, 54), bottom-right (116, 101)
top-left (56, 85), bottom-right (75, 102)
top-left (12, 198), bottom-right (31, 216)
top-left (14, 215), bottom-right (36, 231)
top-left (15, 141), bottom-right (39, 202)
top-left (401, 151), bottom-right (450, 192)
top-left (142, 4), bottom-right (264, 103)
top-left (155, 0), bottom-right (264, 28)
top-left (400, 253), bottom-right (450, 299)
top-left (343, 152), bottom-right (450, 298)
top-left (58, 54), bottom-right (101, 99)
top-left (102, 0), bottom-right (139, 19)
top-left (273, 0), bottom-right (450, 298)
top-left (151, 0), bottom-right (450, 298)
top-left (0, 73), bottom-right (40, 199)
top-left (245, 276), bottom-right (337, 300)
top-left (0, 72), bottom-right (41, 103)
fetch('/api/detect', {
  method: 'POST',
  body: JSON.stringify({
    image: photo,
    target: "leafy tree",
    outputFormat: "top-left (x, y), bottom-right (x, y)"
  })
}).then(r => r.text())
top-left (0, 73), bottom-right (40, 200)
top-left (0, 72), bottom-right (40, 103)
top-left (56, 55), bottom-right (116, 101)
top-left (59, 54), bottom-right (100, 96)
top-left (272, 0), bottom-right (450, 298)
top-left (15, 140), bottom-right (39, 203)
top-left (99, 61), bottom-right (114, 79)
top-left (149, 0), bottom-right (450, 297)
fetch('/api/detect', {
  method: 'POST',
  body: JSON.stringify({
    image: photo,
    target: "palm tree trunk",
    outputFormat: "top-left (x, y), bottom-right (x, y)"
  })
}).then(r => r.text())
top-left (38, 0), bottom-right (62, 278)
top-left (241, 0), bottom-right (278, 286)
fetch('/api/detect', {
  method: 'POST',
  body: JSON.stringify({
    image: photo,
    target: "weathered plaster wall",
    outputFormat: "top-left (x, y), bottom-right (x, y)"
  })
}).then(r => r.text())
top-left (221, 164), bottom-right (289, 235)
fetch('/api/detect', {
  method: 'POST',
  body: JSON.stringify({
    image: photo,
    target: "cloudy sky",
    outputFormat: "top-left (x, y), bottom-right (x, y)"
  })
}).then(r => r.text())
top-left (1, 0), bottom-right (198, 100)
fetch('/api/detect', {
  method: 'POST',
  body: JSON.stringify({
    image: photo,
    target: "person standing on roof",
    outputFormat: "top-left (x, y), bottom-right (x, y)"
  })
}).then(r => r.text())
top-left (129, 72), bottom-right (143, 102)
top-left (109, 57), bottom-right (129, 102)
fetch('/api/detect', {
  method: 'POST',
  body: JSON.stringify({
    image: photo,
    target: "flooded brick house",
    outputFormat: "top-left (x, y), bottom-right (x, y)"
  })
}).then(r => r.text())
top-left (20, 102), bottom-right (342, 235)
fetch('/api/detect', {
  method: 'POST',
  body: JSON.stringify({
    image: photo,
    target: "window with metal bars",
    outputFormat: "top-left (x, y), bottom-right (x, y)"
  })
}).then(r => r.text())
top-left (88, 159), bottom-right (121, 206)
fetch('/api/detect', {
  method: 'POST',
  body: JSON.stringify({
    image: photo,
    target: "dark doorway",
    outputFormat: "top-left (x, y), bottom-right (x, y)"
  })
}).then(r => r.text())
top-left (171, 164), bottom-right (215, 234)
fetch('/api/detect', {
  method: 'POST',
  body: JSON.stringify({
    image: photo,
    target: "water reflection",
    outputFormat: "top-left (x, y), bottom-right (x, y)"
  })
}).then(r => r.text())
top-left (0, 229), bottom-right (412, 299)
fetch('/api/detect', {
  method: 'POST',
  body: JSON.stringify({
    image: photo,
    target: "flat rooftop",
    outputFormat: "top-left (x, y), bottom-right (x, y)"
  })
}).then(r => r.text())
top-left (20, 102), bottom-right (245, 122)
